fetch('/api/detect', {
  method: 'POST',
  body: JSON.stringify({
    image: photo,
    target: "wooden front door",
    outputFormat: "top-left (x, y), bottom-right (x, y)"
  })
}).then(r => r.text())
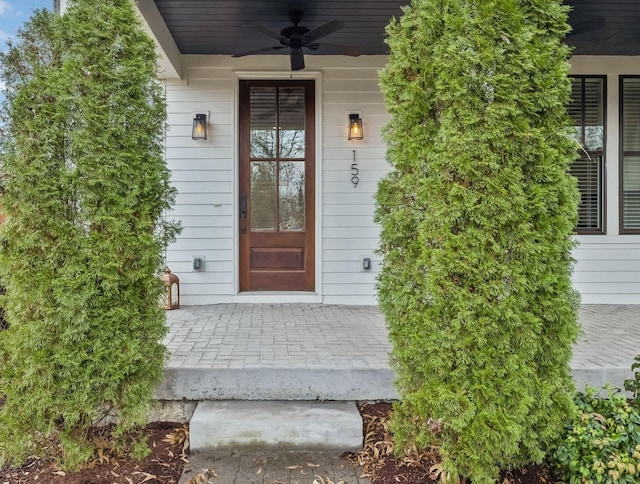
top-left (239, 80), bottom-right (315, 291)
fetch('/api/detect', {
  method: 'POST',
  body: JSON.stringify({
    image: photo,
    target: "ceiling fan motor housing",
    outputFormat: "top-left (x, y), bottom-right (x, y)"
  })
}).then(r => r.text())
top-left (280, 25), bottom-right (311, 48)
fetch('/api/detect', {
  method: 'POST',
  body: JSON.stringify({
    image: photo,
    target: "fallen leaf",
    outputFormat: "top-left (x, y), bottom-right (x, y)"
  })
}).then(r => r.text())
top-left (93, 436), bottom-right (110, 449)
top-left (312, 477), bottom-right (345, 484)
top-left (163, 425), bottom-right (190, 446)
top-left (184, 469), bottom-right (216, 484)
top-left (185, 474), bottom-right (208, 484)
top-left (429, 463), bottom-right (444, 480)
top-left (132, 471), bottom-right (158, 483)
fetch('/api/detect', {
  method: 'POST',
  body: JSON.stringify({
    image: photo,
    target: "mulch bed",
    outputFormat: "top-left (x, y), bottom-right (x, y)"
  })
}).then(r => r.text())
top-left (0, 400), bottom-right (561, 484)
top-left (0, 421), bottom-right (188, 484)
top-left (347, 401), bottom-right (561, 484)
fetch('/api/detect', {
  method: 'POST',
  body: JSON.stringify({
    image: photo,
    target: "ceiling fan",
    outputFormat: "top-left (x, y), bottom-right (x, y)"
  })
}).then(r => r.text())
top-left (232, 9), bottom-right (360, 71)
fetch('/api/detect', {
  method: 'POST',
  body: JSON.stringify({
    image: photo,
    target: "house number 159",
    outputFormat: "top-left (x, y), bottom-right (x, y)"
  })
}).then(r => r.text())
top-left (351, 150), bottom-right (359, 188)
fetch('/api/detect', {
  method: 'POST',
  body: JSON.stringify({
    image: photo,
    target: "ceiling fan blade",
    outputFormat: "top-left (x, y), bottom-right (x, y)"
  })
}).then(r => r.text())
top-left (304, 19), bottom-right (344, 43)
top-left (232, 46), bottom-right (287, 57)
top-left (315, 43), bottom-right (361, 57)
top-left (290, 48), bottom-right (305, 71)
top-left (244, 23), bottom-right (285, 42)
top-left (568, 17), bottom-right (607, 37)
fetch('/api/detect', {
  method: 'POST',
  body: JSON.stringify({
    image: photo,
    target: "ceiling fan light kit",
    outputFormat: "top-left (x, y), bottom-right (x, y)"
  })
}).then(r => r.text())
top-left (233, 9), bottom-right (360, 71)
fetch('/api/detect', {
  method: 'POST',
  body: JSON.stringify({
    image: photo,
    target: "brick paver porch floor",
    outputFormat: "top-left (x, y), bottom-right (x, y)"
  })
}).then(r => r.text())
top-left (163, 304), bottom-right (640, 392)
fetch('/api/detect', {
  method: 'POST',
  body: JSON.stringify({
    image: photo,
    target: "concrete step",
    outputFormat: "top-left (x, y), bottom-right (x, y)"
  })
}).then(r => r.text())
top-left (189, 401), bottom-right (364, 453)
top-left (155, 367), bottom-right (399, 401)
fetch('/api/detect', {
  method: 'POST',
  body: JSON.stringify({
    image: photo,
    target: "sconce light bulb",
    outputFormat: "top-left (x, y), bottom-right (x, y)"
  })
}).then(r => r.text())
top-left (192, 113), bottom-right (208, 140)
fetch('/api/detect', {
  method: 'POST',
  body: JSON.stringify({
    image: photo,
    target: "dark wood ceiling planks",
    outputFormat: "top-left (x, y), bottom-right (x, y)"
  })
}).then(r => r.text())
top-left (152, 0), bottom-right (640, 56)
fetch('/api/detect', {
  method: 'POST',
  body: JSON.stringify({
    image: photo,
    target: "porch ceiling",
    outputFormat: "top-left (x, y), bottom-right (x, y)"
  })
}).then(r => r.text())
top-left (150, 0), bottom-right (640, 57)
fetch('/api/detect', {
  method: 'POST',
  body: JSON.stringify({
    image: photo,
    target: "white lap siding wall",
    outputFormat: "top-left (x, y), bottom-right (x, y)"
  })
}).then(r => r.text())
top-left (163, 55), bottom-right (389, 305)
top-left (163, 54), bottom-right (640, 305)
top-left (571, 56), bottom-right (640, 304)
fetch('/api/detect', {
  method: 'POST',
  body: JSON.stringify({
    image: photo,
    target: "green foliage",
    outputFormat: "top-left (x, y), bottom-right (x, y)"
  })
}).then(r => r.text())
top-left (552, 387), bottom-right (640, 484)
top-left (376, 0), bottom-right (580, 482)
top-left (624, 354), bottom-right (640, 407)
top-left (130, 436), bottom-right (152, 460)
top-left (0, 0), bottom-right (179, 469)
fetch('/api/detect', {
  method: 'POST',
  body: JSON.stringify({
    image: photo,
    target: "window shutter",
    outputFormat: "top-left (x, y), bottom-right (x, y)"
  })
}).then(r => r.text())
top-left (621, 78), bottom-right (640, 231)
top-left (622, 78), bottom-right (640, 152)
top-left (623, 155), bottom-right (640, 230)
top-left (570, 156), bottom-right (601, 230)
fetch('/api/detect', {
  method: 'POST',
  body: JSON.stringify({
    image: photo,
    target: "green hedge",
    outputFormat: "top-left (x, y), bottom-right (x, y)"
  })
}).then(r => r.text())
top-left (0, 0), bottom-right (179, 469)
top-left (376, 0), bottom-right (580, 482)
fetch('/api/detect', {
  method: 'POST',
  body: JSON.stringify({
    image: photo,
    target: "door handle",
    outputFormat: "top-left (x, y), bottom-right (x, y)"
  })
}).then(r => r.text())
top-left (240, 194), bottom-right (247, 234)
top-left (240, 194), bottom-right (247, 219)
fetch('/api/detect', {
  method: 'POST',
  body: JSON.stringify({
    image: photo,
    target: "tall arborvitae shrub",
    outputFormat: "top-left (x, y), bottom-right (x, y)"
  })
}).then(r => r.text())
top-left (376, 0), bottom-right (580, 482)
top-left (0, 0), bottom-right (178, 468)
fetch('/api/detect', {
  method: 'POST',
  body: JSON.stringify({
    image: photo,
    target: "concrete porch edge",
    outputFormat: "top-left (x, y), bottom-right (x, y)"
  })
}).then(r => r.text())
top-left (155, 367), bottom-right (399, 401)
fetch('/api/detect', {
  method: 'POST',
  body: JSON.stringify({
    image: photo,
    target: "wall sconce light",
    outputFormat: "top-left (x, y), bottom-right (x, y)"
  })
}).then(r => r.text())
top-left (159, 266), bottom-right (180, 310)
top-left (192, 113), bottom-right (207, 140)
top-left (348, 113), bottom-right (363, 140)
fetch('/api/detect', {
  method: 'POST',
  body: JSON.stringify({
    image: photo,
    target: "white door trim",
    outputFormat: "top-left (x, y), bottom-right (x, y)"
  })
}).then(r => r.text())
top-left (231, 70), bottom-right (324, 301)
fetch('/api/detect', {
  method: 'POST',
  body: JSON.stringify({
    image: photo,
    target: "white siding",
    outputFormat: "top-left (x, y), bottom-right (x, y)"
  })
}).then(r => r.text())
top-left (164, 64), bottom-right (236, 305)
top-left (320, 63), bottom-right (388, 304)
top-left (571, 57), bottom-right (640, 304)
top-left (164, 54), bottom-right (640, 305)
top-left (164, 56), bottom-right (389, 305)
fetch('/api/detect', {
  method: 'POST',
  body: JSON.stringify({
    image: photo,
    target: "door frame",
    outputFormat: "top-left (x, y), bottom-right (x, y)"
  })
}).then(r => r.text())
top-left (232, 70), bottom-right (323, 300)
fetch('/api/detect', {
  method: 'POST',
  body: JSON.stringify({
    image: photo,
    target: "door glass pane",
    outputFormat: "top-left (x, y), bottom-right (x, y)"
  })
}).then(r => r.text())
top-left (279, 162), bottom-right (305, 231)
top-left (279, 87), bottom-right (305, 159)
top-left (250, 87), bottom-right (276, 158)
top-left (250, 161), bottom-right (276, 231)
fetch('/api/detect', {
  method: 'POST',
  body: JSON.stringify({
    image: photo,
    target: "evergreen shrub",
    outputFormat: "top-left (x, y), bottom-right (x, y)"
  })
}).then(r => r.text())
top-left (376, 0), bottom-right (581, 481)
top-left (0, 0), bottom-right (178, 469)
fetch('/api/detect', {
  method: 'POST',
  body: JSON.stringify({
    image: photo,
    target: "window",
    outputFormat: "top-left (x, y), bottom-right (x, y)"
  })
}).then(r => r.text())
top-left (568, 76), bottom-right (606, 234)
top-left (620, 77), bottom-right (640, 233)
